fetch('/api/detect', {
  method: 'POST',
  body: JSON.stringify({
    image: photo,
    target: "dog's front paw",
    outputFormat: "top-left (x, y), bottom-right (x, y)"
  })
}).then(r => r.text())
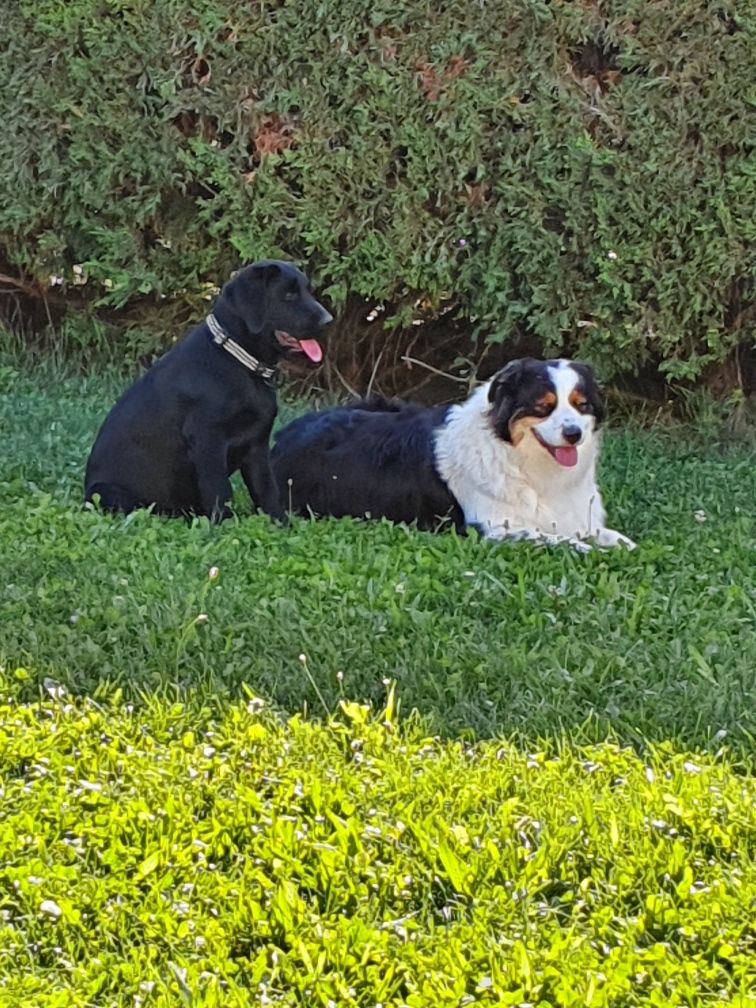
top-left (594, 527), bottom-right (636, 550)
top-left (568, 536), bottom-right (593, 554)
top-left (484, 525), bottom-right (541, 543)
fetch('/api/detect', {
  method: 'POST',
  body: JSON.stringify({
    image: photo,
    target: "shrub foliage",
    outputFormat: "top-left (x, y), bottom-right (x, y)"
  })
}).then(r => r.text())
top-left (1, 0), bottom-right (754, 386)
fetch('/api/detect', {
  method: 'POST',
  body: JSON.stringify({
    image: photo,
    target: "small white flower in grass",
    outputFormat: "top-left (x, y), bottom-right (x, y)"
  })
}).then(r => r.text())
top-left (195, 613), bottom-right (209, 625)
top-left (336, 670), bottom-right (344, 682)
top-left (298, 653), bottom-right (307, 664)
top-left (607, 250), bottom-right (618, 261)
top-left (694, 509), bottom-right (707, 523)
top-left (40, 900), bottom-right (62, 920)
top-left (382, 677), bottom-right (390, 686)
top-left (49, 275), bottom-right (64, 287)
top-left (683, 761), bottom-right (701, 774)
top-left (644, 766), bottom-right (655, 783)
top-left (208, 566), bottom-right (220, 580)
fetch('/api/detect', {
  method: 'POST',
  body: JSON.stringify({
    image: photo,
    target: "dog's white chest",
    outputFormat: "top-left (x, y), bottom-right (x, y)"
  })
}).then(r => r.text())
top-left (434, 390), bottom-right (605, 540)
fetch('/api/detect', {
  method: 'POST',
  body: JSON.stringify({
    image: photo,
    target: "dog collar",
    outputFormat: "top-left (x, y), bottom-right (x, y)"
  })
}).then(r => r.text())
top-left (206, 314), bottom-right (277, 382)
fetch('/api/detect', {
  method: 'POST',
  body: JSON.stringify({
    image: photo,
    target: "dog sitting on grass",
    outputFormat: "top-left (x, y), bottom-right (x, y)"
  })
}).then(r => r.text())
top-left (272, 357), bottom-right (636, 550)
top-left (85, 261), bottom-right (332, 522)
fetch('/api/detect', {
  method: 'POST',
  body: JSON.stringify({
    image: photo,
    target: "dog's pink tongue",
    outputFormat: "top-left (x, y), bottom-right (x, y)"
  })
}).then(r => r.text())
top-left (298, 339), bottom-right (323, 363)
top-left (554, 446), bottom-right (578, 467)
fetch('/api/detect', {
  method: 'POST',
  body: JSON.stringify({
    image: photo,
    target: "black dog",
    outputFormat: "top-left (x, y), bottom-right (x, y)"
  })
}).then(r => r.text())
top-left (85, 261), bottom-right (332, 521)
top-left (272, 396), bottom-right (464, 531)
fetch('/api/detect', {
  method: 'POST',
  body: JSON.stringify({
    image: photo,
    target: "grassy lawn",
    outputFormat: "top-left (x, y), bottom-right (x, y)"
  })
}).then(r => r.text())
top-left (1, 357), bottom-right (755, 1005)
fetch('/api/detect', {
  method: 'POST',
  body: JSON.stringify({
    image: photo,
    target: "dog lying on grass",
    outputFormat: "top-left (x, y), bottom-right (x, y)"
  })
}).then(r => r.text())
top-left (272, 357), bottom-right (636, 549)
top-left (85, 261), bottom-right (331, 521)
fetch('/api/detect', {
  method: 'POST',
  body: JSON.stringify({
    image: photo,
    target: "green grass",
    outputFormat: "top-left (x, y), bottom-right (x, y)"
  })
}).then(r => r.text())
top-left (0, 357), bottom-right (755, 1006)
top-left (0, 359), bottom-right (754, 749)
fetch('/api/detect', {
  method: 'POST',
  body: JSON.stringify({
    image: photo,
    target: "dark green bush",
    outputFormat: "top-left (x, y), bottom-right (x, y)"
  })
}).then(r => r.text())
top-left (1, 0), bottom-right (754, 389)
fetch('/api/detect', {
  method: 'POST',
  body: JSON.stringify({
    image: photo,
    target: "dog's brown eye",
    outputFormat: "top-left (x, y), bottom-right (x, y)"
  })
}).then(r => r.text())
top-left (569, 390), bottom-right (591, 413)
top-left (532, 393), bottom-right (556, 416)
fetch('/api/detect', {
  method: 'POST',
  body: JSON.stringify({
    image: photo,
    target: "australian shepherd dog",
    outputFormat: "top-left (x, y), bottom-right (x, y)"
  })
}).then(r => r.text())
top-left (272, 357), bottom-right (635, 550)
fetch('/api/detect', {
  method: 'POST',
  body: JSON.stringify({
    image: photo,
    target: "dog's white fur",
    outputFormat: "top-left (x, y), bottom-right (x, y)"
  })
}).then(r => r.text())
top-left (434, 360), bottom-right (635, 550)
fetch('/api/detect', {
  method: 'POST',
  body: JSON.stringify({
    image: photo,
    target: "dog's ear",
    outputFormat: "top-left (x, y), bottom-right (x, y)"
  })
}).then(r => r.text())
top-left (487, 359), bottom-right (528, 404)
top-left (487, 358), bottom-right (531, 442)
top-left (219, 262), bottom-right (282, 333)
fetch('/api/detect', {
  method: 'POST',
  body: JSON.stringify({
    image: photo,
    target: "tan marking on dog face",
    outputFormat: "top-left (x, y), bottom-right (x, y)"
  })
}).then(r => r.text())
top-left (509, 415), bottom-right (540, 446)
top-left (534, 391), bottom-right (557, 414)
top-left (569, 389), bottom-right (588, 411)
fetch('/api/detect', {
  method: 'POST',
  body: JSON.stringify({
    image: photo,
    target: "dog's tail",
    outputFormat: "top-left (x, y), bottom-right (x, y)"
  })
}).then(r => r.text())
top-left (344, 394), bottom-right (409, 414)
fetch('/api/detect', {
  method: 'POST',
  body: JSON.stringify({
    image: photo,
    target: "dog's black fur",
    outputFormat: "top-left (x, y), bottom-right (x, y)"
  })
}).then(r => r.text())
top-left (85, 261), bottom-right (331, 521)
top-left (271, 396), bottom-right (464, 531)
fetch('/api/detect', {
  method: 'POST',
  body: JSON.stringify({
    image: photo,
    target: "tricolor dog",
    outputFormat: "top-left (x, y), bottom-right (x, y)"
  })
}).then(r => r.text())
top-left (272, 357), bottom-right (635, 549)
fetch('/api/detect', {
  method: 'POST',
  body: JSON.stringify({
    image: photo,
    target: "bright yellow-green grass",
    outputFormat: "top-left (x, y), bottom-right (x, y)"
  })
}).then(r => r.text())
top-left (1, 686), bottom-right (755, 1007)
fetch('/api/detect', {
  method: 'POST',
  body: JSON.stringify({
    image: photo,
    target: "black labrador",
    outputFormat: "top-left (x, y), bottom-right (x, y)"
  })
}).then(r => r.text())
top-left (85, 260), bottom-right (332, 521)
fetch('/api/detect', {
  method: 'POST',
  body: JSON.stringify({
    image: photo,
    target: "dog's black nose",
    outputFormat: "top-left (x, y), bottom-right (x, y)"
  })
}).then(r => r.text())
top-left (319, 307), bottom-right (334, 326)
top-left (562, 424), bottom-right (582, 445)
